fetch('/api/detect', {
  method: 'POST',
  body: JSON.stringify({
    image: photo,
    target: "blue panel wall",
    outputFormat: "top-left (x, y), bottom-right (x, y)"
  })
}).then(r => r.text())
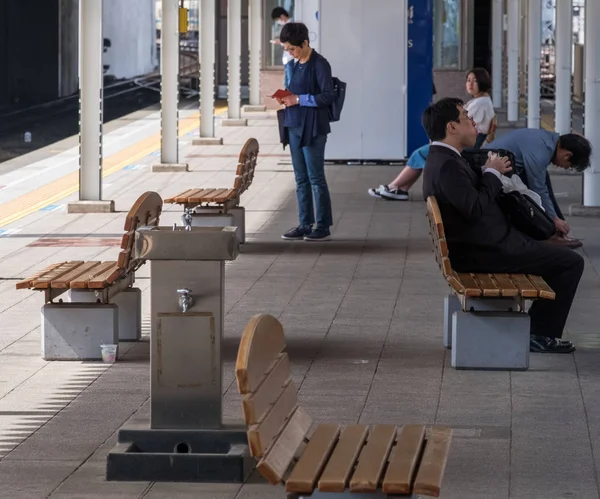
top-left (407, 0), bottom-right (433, 156)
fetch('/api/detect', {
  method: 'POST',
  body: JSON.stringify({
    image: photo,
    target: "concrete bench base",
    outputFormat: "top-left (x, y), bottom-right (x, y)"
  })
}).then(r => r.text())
top-left (444, 294), bottom-right (521, 348)
top-left (42, 303), bottom-right (118, 360)
top-left (69, 287), bottom-right (142, 342)
top-left (187, 206), bottom-right (245, 243)
top-left (451, 310), bottom-right (530, 370)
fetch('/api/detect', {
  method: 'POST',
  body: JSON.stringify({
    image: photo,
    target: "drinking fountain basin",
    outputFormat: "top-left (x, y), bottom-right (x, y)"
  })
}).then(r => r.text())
top-left (134, 226), bottom-right (239, 261)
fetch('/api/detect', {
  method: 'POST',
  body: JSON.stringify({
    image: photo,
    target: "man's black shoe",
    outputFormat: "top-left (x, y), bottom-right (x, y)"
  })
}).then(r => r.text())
top-left (530, 335), bottom-right (576, 353)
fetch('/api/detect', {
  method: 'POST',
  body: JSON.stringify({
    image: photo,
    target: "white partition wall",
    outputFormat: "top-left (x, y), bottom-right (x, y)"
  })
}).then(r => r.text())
top-left (320, 0), bottom-right (408, 161)
top-left (294, 0), bottom-right (320, 52)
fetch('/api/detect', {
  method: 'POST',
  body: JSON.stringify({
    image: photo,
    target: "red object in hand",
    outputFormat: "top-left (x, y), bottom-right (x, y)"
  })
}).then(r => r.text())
top-left (271, 89), bottom-right (293, 99)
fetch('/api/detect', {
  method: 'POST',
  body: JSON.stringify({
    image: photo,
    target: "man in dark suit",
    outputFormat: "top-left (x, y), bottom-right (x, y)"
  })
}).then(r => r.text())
top-left (422, 98), bottom-right (584, 353)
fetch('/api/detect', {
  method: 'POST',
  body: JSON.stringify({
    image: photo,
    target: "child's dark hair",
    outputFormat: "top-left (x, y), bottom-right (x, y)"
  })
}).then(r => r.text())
top-left (466, 67), bottom-right (492, 94)
top-left (271, 7), bottom-right (289, 20)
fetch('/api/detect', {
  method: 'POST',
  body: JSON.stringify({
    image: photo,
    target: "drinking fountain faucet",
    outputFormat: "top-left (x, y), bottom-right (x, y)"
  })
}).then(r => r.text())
top-left (183, 208), bottom-right (193, 231)
top-left (177, 288), bottom-right (194, 313)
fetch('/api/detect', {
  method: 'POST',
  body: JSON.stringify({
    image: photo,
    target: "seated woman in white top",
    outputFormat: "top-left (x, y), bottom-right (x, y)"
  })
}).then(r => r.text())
top-left (465, 67), bottom-right (496, 148)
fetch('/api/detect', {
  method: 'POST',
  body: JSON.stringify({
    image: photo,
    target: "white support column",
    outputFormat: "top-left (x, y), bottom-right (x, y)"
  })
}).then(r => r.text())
top-left (492, 0), bottom-right (503, 108)
top-left (69, 0), bottom-right (114, 213)
top-left (223, 0), bottom-right (247, 126)
top-left (583, 0), bottom-right (600, 207)
top-left (527, 0), bottom-right (541, 128)
top-left (245, 0), bottom-right (264, 111)
top-left (194, 0), bottom-right (223, 145)
top-left (153, 0), bottom-right (188, 172)
top-left (507, 0), bottom-right (520, 122)
top-left (555, 0), bottom-right (573, 135)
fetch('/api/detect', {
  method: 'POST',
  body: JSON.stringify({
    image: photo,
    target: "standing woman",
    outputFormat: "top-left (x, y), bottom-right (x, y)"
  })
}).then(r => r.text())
top-left (465, 68), bottom-right (496, 148)
top-left (277, 22), bottom-right (336, 242)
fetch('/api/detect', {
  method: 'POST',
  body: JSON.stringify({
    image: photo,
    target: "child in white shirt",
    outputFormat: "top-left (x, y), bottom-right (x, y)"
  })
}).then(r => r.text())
top-left (465, 68), bottom-right (496, 148)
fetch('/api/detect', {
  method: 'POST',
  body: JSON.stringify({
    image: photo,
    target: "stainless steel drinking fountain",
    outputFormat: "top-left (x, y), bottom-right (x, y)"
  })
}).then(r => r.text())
top-left (106, 225), bottom-right (253, 483)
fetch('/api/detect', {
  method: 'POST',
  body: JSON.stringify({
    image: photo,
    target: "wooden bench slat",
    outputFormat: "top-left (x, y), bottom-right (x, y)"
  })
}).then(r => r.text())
top-left (413, 427), bottom-right (452, 497)
top-left (16, 263), bottom-right (64, 290)
top-left (257, 407), bottom-right (313, 485)
top-left (526, 274), bottom-right (556, 300)
top-left (198, 188), bottom-right (230, 203)
top-left (382, 424), bottom-right (426, 495)
top-left (441, 257), bottom-right (453, 279)
top-left (427, 197), bottom-right (445, 239)
top-left (438, 238), bottom-right (449, 259)
top-left (247, 380), bottom-right (297, 457)
top-left (242, 353), bottom-right (291, 425)
top-left (70, 261), bottom-right (118, 289)
top-left (87, 262), bottom-right (122, 289)
top-left (188, 189), bottom-right (218, 204)
top-left (454, 273), bottom-right (483, 297)
top-left (286, 423), bottom-right (341, 494)
top-left (318, 425), bottom-right (369, 492)
top-left (472, 273), bottom-right (502, 297)
top-left (349, 425), bottom-right (397, 493)
top-left (508, 273), bottom-right (539, 298)
top-left (32, 262), bottom-right (85, 289)
top-left (50, 261), bottom-right (103, 289)
top-left (490, 273), bottom-right (520, 297)
top-left (236, 314), bottom-right (285, 394)
top-left (212, 188), bottom-right (238, 203)
top-left (173, 188), bottom-right (203, 203)
top-left (117, 249), bottom-right (131, 271)
top-left (447, 272), bottom-right (466, 295)
top-left (120, 231), bottom-right (134, 251)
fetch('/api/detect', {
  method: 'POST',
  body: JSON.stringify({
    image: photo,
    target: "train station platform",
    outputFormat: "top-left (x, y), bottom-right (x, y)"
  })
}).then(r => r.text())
top-left (0, 106), bottom-right (599, 499)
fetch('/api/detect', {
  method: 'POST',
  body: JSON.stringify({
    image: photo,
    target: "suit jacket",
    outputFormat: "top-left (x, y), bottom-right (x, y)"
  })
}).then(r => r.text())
top-left (422, 144), bottom-right (528, 269)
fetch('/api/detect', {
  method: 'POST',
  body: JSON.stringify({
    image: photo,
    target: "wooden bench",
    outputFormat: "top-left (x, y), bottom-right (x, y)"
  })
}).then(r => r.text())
top-left (426, 196), bottom-right (556, 370)
top-left (164, 137), bottom-right (259, 244)
top-left (235, 314), bottom-right (452, 498)
top-left (16, 191), bottom-right (163, 360)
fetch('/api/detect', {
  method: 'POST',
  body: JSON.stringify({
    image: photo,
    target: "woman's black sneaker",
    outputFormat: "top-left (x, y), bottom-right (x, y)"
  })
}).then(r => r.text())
top-left (281, 226), bottom-right (312, 240)
top-left (304, 228), bottom-right (332, 241)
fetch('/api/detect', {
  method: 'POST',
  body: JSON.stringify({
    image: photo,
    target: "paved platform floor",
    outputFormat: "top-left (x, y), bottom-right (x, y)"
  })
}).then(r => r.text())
top-left (0, 110), bottom-right (599, 499)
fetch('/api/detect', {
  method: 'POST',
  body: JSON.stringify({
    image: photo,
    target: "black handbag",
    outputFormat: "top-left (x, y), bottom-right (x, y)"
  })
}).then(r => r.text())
top-left (498, 191), bottom-right (556, 240)
top-left (461, 148), bottom-right (517, 177)
top-left (276, 109), bottom-right (289, 150)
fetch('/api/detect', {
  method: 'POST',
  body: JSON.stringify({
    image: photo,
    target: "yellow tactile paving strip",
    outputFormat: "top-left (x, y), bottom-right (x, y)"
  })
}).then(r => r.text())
top-left (0, 106), bottom-right (226, 229)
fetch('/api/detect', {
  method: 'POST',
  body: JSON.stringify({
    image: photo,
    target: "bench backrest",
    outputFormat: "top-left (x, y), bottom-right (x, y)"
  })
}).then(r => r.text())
top-left (426, 196), bottom-right (452, 279)
top-left (486, 114), bottom-right (498, 143)
top-left (233, 138), bottom-right (259, 196)
top-left (235, 314), bottom-right (311, 483)
top-left (426, 196), bottom-right (474, 295)
top-left (115, 191), bottom-right (163, 279)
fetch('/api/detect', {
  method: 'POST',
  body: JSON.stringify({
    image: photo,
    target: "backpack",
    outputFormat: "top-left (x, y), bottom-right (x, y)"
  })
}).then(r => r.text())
top-left (291, 54), bottom-right (346, 122)
top-left (328, 76), bottom-right (347, 122)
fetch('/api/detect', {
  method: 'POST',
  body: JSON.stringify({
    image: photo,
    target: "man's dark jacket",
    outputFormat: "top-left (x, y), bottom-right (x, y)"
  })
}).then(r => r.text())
top-left (422, 144), bottom-right (531, 270)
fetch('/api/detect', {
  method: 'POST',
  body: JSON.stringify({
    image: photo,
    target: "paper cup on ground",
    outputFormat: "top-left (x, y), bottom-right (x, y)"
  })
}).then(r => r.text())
top-left (100, 344), bottom-right (118, 364)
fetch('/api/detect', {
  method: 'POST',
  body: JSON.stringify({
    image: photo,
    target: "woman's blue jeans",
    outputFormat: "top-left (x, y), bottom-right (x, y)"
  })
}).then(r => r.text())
top-left (287, 127), bottom-right (333, 229)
